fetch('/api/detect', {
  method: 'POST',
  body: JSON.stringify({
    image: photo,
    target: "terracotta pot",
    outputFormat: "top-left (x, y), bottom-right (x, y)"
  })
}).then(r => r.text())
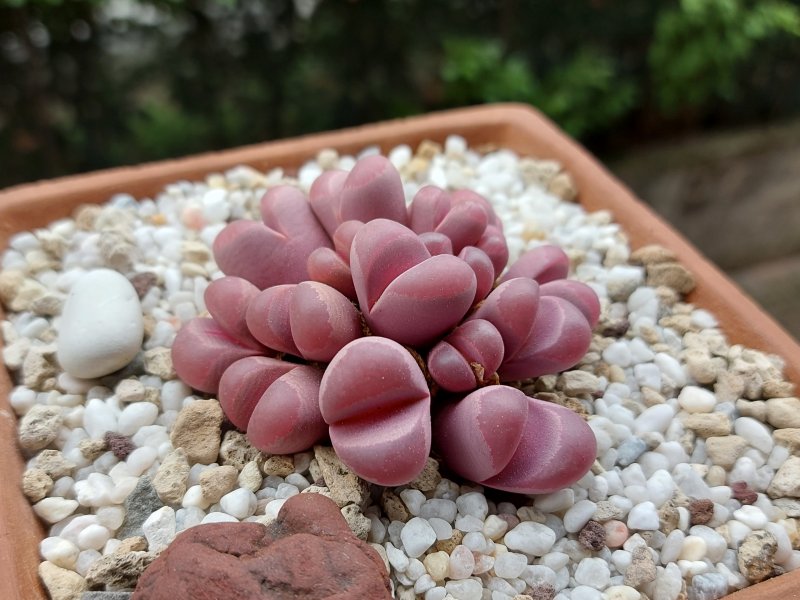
top-left (1, 104), bottom-right (798, 599)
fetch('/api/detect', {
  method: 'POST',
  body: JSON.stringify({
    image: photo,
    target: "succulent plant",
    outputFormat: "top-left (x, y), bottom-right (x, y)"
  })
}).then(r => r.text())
top-left (172, 154), bottom-right (600, 494)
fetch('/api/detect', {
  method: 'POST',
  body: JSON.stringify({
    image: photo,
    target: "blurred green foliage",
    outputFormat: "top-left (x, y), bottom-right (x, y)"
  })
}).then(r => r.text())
top-left (1, 0), bottom-right (798, 187)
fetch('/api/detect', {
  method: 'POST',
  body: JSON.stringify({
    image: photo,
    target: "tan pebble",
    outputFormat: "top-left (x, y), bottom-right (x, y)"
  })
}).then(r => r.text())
top-left (630, 245), bottom-right (677, 266)
top-left (317, 148), bottom-right (340, 170)
top-left (624, 546), bottom-right (657, 587)
top-left (773, 428), bottom-right (800, 454)
top-left (681, 412), bottom-right (731, 438)
top-left (238, 460), bottom-right (263, 492)
top-left (2, 337), bottom-right (30, 371)
top-left (416, 139), bottom-right (442, 160)
top-left (116, 378), bottom-right (146, 404)
top-left (31, 293), bottom-right (64, 317)
top-left (741, 370), bottom-right (765, 400)
top-left (705, 435), bottom-right (750, 470)
top-left (74, 204), bottom-right (102, 229)
top-left (604, 520), bottom-right (629, 548)
top-left (659, 314), bottom-right (694, 335)
top-left (199, 465), bottom-right (239, 504)
top-left (314, 445), bottom-right (370, 509)
top-left (85, 550), bottom-right (156, 590)
top-left (152, 448), bottom-right (190, 505)
top-left (763, 379), bottom-right (795, 399)
top-left (767, 456), bottom-right (800, 498)
top-left (18, 404), bottom-right (62, 452)
top-left (642, 387), bottom-right (666, 407)
top-left (647, 262), bottom-right (695, 294)
top-left (262, 455), bottom-right (294, 477)
top-left (341, 504), bottom-right (371, 540)
top-left (434, 529), bottom-right (463, 553)
top-left (143, 347), bottom-right (176, 380)
top-left (423, 550), bottom-right (450, 581)
top-left (736, 399), bottom-right (766, 421)
top-left (766, 397), bottom-right (800, 429)
top-left (594, 500), bottom-right (625, 522)
top-left (307, 458), bottom-right (323, 483)
top-left (715, 372), bottom-right (746, 403)
top-left (408, 457), bottom-right (442, 492)
top-left (181, 240), bottom-right (212, 263)
top-left (116, 536), bottom-right (147, 553)
top-left (706, 465), bottom-right (727, 487)
top-left (557, 370), bottom-right (601, 395)
top-left (38, 560), bottom-right (87, 600)
top-left (22, 344), bottom-right (58, 389)
top-left (518, 157), bottom-right (562, 187)
top-left (10, 277), bottom-right (49, 312)
top-left (22, 468), bottom-right (54, 502)
top-left (737, 531), bottom-right (777, 583)
top-left (658, 501), bottom-right (680, 535)
top-left (170, 399), bottom-right (223, 465)
top-left (79, 438), bottom-right (107, 461)
top-left (547, 171), bottom-right (578, 202)
top-left (180, 262), bottom-right (207, 278)
top-left (380, 489), bottom-right (410, 522)
top-left (36, 449), bottom-right (75, 479)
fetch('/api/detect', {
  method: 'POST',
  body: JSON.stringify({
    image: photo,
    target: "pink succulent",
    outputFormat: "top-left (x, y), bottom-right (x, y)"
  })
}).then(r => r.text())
top-left (172, 154), bottom-right (599, 493)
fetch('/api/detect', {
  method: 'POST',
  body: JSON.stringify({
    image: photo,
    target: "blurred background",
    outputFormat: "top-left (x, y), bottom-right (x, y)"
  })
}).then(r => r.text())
top-left (1, 0), bottom-right (799, 339)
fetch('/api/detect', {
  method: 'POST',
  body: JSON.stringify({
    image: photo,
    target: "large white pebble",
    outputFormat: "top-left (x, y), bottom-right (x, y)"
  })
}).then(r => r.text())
top-left (118, 402), bottom-right (159, 436)
top-left (40, 537), bottom-right (80, 569)
top-left (57, 269), bottom-right (144, 379)
top-left (401, 517), bottom-right (437, 558)
top-left (677, 386), bottom-right (716, 413)
top-left (504, 521), bottom-right (556, 556)
top-left (33, 497), bottom-right (79, 524)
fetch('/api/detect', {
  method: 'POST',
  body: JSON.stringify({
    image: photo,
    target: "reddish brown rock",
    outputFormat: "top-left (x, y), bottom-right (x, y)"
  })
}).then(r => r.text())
top-left (131, 493), bottom-right (392, 600)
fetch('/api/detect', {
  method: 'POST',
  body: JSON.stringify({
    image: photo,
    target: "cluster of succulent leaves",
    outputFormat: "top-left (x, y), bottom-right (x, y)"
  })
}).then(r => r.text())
top-left (172, 155), bottom-right (599, 494)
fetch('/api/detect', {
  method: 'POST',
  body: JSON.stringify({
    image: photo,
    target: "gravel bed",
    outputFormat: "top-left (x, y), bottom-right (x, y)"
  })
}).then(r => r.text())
top-left (2, 136), bottom-right (800, 600)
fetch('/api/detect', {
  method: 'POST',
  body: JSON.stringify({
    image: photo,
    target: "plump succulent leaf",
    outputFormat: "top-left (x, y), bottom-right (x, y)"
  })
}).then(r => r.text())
top-left (458, 246), bottom-right (495, 306)
top-left (213, 186), bottom-right (332, 289)
top-left (204, 276), bottom-right (264, 350)
top-left (470, 277), bottom-right (540, 359)
top-left (500, 244), bottom-right (570, 284)
top-left (427, 319), bottom-right (504, 392)
top-left (309, 170), bottom-right (348, 237)
top-left (434, 388), bottom-right (597, 494)
top-left (245, 284), bottom-right (300, 356)
top-left (540, 279), bottom-right (601, 327)
top-left (319, 337), bottom-right (431, 485)
top-left (218, 356), bottom-right (298, 430)
top-left (498, 296), bottom-right (593, 380)
top-left (306, 247), bottom-right (357, 300)
top-left (247, 365), bottom-right (327, 454)
top-left (339, 155), bottom-right (408, 226)
top-left (289, 281), bottom-right (362, 362)
top-left (172, 318), bottom-right (264, 394)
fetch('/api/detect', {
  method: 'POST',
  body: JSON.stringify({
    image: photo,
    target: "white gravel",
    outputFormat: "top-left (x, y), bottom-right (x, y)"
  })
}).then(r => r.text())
top-left (3, 136), bottom-right (800, 600)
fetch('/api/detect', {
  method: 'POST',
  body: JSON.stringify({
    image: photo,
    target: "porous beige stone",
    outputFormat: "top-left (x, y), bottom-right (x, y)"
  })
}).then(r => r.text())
top-left (143, 347), bottom-right (176, 380)
top-left (18, 404), bottom-right (62, 452)
top-left (22, 467), bottom-right (53, 502)
top-left (314, 445), bottom-right (370, 509)
top-left (766, 397), bottom-right (800, 429)
top-left (152, 448), bottom-right (190, 505)
top-left (170, 399), bottom-right (223, 465)
top-left (681, 412), bottom-right (731, 438)
top-left (767, 456), bottom-right (800, 498)
top-left (38, 561), bottom-right (87, 600)
top-left (706, 435), bottom-right (749, 470)
top-left (737, 530), bottom-right (777, 583)
top-left (199, 465), bottom-right (239, 504)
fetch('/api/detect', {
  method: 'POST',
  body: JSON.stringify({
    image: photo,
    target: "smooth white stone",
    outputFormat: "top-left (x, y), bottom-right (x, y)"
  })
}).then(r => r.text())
top-left (220, 488), bottom-right (257, 519)
top-left (448, 545), bottom-right (475, 579)
top-left (678, 535), bottom-right (707, 561)
top-left (634, 404), bottom-right (675, 435)
top-left (734, 417), bottom-right (774, 454)
top-left (201, 512), bottom-right (238, 524)
top-left (454, 514), bottom-right (484, 532)
top-left (117, 402), bottom-right (159, 436)
top-left (76, 524), bottom-right (111, 551)
top-left (424, 587), bottom-right (447, 600)
top-left (564, 500), bottom-right (597, 533)
top-left (400, 517), bottom-right (437, 558)
top-left (456, 492), bottom-right (489, 520)
top-left (494, 552), bottom-right (528, 579)
top-left (677, 386), bottom-right (717, 414)
top-left (445, 578), bottom-right (483, 600)
top-left (689, 525), bottom-right (727, 563)
top-left (40, 536), bottom-right (80, 569)
top-left (57, 269), bottom-right (144, 378)
top-left (125, 445), bottom-right (158, 476)
top-left (419, 498), bottom-right (458, 523)
top-left (626, 502), bottom-right (659, 530)
top-left (660, 530), bottom-right (685, 564)
top-left (535, 489), bottom-right (575, 513)
top-left (83, 398), bottom-right (118, 439)
top-left (646, 470), bottom-right (676, 508)
top-left (33, 497), bottom-right (79, 524)
top-left (504, 521), bottom-right (556, 556)
top-left (732, 505), bottom-right (768, 529)
top-left (386, 541), bottom-right (410, 572)
top-left (428, 517), bottom-right (453, 541)
top-left (142, 506), bottom-right (177, 553)
top-left (400, 488), bottom-right (426, 516)
top-left (75, 549), bottom-right (102, 577)
top-left (574, 557), bottom-right (611, 589)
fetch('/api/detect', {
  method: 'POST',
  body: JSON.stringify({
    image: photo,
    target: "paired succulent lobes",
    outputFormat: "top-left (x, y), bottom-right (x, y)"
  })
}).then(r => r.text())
top-left (172, 154), bottom-right (599, 493)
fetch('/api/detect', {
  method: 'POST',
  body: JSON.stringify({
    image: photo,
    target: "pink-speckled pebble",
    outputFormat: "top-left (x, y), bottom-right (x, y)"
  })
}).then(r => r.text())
top-left (604, 520), bottom-right (629, 548)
